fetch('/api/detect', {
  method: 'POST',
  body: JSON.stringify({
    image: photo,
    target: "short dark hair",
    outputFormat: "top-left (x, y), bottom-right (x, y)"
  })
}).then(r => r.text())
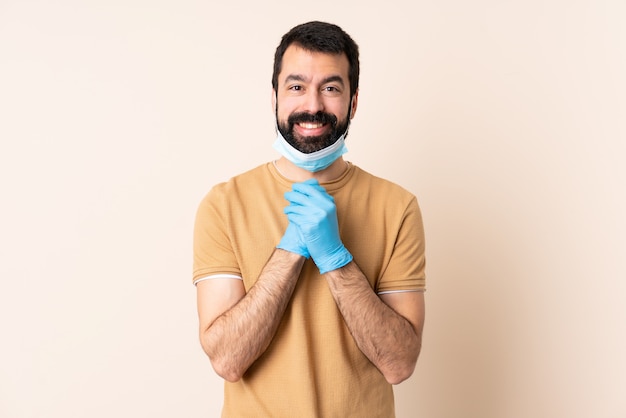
top-left (272, 21), bottom-right (360, 97)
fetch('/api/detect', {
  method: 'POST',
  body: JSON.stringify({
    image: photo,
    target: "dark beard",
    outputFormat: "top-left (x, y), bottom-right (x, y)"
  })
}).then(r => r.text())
top-left (277, 111), bottom-right (349, 154)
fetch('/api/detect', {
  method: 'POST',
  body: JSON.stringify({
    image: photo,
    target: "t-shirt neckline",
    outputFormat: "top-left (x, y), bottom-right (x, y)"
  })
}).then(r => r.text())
top-left (267, 161), bottom-right (356, 192)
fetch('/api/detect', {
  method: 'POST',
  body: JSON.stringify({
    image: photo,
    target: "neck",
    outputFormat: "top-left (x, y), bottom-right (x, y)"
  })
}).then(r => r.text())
top-left (274, 156), bottom-right (348, 183)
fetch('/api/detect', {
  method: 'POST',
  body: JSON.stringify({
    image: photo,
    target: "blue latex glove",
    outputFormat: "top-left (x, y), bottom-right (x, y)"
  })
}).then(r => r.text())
top-left (284, 179), bottom-right (353, 274)
top-left (277, 221), bottom-right (310, 258)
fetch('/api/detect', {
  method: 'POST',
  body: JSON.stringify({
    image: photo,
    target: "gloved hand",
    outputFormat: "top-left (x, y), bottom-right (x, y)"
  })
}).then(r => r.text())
top-left (284, 179), bottom-right (353, 274)
top-left (277, 221), bottom-right (310, 258)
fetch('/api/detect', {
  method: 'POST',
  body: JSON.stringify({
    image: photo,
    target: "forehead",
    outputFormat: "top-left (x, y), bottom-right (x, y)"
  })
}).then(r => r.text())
top-left (278, 45), bottom-right (350, 84)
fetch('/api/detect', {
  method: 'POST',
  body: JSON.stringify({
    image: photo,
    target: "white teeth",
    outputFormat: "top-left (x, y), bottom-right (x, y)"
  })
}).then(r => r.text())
top-left (299, 122), bottom-right (324, 129)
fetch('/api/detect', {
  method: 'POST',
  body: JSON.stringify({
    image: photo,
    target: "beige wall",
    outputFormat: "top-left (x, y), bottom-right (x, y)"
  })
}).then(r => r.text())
top-left (1, 1), bottom-right (624, 417)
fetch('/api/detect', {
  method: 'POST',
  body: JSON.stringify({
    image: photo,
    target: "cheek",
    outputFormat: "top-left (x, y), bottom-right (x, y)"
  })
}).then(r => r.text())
top-left (276, 98), bottom-right (298, 120)
top-left (325, 98), bottom-right (350, 117)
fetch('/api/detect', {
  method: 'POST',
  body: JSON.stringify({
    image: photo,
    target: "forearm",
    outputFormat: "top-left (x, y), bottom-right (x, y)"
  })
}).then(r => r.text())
top-left (324, 261), bottom-right (422, 384)
top-left (201, 249), bottom-right (305, 382)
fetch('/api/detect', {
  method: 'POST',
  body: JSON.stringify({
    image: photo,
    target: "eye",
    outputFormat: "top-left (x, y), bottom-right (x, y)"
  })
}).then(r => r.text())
top-left (288, 85), bottom-right (303, 91)
top-left (322, 85), bottom-right (342, 95)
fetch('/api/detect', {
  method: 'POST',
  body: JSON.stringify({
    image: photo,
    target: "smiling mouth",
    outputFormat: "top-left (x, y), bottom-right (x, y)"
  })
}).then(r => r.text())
top-left (298, 122), bottom-right (325, 129)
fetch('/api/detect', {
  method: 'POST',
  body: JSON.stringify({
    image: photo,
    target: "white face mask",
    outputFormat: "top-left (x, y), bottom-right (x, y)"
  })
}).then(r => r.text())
top-left (272, 128), bottom-right (348, 172)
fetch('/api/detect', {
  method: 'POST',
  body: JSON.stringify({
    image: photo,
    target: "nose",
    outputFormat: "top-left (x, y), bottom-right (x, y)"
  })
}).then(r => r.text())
top-left (302, 90), bottom-right (324, 114)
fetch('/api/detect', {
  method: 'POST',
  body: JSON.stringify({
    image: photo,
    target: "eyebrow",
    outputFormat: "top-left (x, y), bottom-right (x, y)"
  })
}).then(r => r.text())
top-left (284, 74), bottom-right (346, 87)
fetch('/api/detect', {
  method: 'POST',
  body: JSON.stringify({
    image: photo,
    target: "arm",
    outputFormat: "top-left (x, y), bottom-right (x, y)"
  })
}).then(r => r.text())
top-left (324, 261), bottom-right (425, 384)
top-left (197, 249), bottom-right (305, 382)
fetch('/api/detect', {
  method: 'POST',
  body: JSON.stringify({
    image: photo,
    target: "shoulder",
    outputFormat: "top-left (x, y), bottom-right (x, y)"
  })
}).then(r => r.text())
top-left (350, 165), bottom-right (417, 205)
top-left (197, 163), bottom-right (288, 219)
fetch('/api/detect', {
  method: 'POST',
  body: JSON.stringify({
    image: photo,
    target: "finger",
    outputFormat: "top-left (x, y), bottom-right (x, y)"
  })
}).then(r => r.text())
top-left (285, 189), bottom-right (332, 208)
top-left (284, 205), bottom-right (321, 228)
top-left (284, 190), bottom-right (311, 206)
top-left (292, 183), bottom-right (334, 202)
top-left (284, 211), bottom-right (309, 229)
top-left (283, 203), bottom-right (316, 218)
top-left (292, 181), bottom-right (327, 195)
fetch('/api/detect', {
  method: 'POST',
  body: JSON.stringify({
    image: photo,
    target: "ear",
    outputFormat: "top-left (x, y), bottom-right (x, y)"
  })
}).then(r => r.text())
top-left (271, 89), bottom-right (277, 113)
top-left (350, 90), bottom-right (359, 119)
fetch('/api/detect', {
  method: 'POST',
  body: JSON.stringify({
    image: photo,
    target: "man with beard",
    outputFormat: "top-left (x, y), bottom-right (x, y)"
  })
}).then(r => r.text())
top-left (193, 21), bottom-right (426, 417)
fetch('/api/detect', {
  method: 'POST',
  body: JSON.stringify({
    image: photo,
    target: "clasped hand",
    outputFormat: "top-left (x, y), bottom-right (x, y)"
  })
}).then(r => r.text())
top-left (277, 179), bottom-right (353, 274)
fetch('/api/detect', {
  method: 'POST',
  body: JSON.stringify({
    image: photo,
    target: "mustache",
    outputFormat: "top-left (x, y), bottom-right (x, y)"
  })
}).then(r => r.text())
top-left (288, 111), bottom-right (337, 127)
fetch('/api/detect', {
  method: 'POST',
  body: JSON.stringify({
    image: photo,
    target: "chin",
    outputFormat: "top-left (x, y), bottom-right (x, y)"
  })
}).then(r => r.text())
top-left (292, 136), bottom-right (331, 154)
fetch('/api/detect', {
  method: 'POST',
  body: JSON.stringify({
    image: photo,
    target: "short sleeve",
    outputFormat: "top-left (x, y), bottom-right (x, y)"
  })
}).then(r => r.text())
top-left (376, 196), bottom-right (426, 293)
top-left (192, 185), bottom-right (242, 284)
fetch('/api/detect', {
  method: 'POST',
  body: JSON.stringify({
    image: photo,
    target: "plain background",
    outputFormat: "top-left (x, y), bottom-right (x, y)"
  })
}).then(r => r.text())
top-left (1, 0), bottom-right (625, 417)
